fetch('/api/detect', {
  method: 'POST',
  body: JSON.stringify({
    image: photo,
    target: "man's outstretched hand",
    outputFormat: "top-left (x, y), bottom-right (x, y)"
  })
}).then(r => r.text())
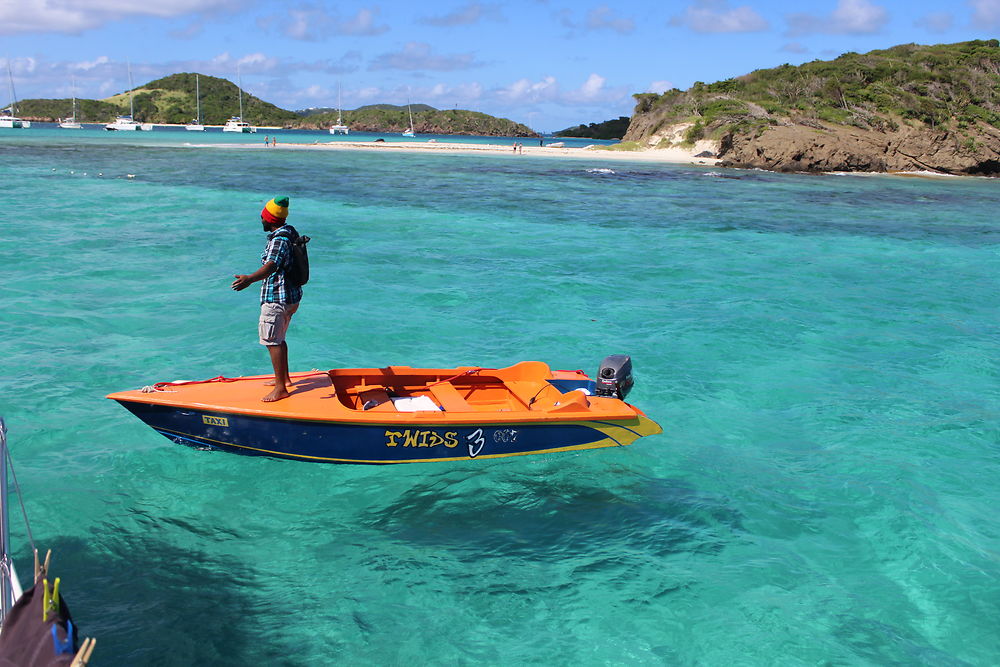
top-left (232, 275), bottom-right (253, 291)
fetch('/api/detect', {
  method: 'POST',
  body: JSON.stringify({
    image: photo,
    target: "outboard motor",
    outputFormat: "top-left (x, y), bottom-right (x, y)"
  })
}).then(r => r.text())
top-left (595, 354), bottom-right (634, 400)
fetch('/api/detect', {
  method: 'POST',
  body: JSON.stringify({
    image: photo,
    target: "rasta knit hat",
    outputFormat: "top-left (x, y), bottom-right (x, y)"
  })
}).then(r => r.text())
top-left (261, 196), bottom-right (289, 224)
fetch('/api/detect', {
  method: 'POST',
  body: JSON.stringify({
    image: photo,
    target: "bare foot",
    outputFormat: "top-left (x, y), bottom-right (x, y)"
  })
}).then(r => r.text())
top-left (264, 379), bottom-right (296, 391)
top-left (262, 387), bottom-right (291, 402)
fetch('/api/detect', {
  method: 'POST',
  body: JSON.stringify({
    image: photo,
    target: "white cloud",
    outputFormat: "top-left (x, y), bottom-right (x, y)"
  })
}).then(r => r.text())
top-left (557, 6), bottom-right (634, 35)
top-left (283, 5), bottom-right (334, 41)
top-left (498, 76), bottom-right (559, 104)
top-left (670, 0), bottom-right (769, 33)
top-left (369, 42), bottom-right (480, 71)
top-left (586, 6), bottom-right (634, 34)
top-left (337, 7), bottom-right (389, 36)
top-left (72, 56), bottom-right (111, 72)
top-left (915, 11), bottom-right (953, 32)
top-left (969, 0), bottom-right (1000, 26)
top-left (1, 57), bottom-right (38, 76)
top-left (0, 0), bottom-right (238, 35)
top-left (781, 42), bottom-right (809, 53)
top-left (492, 73), bottom-right (626, 107)
top-left (284, 80), bottom-right (490, 110)
top-left (259, 5), bottom-right (388, 41)
top-left (204, 51), bottom-right (282, 77)
top-left (419, 3), bottom-right (503, 26)
top-left (577, 73), bottom-right (605, 100)
top-left (646, 80), bottom-right (674, 94)
top-left (787, 0), bottom-right (889, 36)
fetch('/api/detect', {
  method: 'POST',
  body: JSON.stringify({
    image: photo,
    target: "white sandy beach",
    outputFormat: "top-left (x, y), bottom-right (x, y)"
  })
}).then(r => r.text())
top-left (251, 138), bottom-right (721, 165)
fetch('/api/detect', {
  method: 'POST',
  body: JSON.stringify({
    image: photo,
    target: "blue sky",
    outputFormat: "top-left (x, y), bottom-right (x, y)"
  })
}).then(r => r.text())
top-left (2, 0), bottom-right (999, 131)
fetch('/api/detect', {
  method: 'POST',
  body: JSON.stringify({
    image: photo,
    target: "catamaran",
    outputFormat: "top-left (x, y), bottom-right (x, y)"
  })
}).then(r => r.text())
top-left (329, 82), bottom-right (349, 135)
top-left (222, 67), bottom-right (256, 133)
top-left (185, 73), bottom-right (205, 131)
top-left (105, 61), bottom-right (153, 131)
top-left (402, 94), bottom-right (415, 137)
top-left (58, 77), bottom-right (82, 129)
top-left (0, 62), bottom-right (30, 129)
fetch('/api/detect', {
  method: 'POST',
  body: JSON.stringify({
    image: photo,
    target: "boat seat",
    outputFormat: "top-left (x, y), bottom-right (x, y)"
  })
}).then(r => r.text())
top-left (544, 389), bottom-right (591, 412)
top-left (493, 360), bottom-right (551, 382)
top-left (427, 382), bottom-right (474, 412)
top-left (503, 381), bottom-right (558, 410)
top-left (354, 387), bottom-right (395, 412)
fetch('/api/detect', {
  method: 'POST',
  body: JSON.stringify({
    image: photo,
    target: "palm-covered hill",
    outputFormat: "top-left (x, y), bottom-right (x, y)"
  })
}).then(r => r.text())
top-left (624, 39), bottom-right (1000, 174)
top-left (15, 73), bottom-right (537, 135)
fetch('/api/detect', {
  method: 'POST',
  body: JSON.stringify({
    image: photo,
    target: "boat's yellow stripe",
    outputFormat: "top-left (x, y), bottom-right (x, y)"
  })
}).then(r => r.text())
top-left (153, 425), bottom-right (641, 464)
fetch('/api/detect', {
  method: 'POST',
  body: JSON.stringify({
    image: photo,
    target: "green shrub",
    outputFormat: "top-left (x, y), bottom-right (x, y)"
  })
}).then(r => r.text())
top-left (683, 120), bottom-right (705, 145)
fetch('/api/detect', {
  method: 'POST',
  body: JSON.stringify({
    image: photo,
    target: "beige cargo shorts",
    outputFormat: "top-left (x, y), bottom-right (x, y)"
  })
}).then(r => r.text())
top-left (258, 302), bottom-right (299, 346)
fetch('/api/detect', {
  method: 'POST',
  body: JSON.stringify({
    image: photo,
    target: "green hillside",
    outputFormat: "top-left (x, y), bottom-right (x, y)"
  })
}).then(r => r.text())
top-left (114, 72), bottom-right (299, 125)
top-left (16, 72), bottom-right (298, 125)
top-left (555, 116), bottom-right (630, 139)
top-left (13, 98), bottom-right (121, 123)
top-left (628, 39), bottom-right (1000, 144)
top-left (15, 73), bottom-right (536, 134)
top-left (298, 103), bottom-right (436, 117)
top-left (297, 106), bottom-right (536, 136)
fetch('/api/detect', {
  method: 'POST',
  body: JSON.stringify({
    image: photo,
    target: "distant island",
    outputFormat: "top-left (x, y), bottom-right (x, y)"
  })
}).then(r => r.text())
top-left (622, 40), bottom-right (1000, 176)
top-left (15, 73), bottom-right (539, 137)
top-left (555, 116), bottom-right (630, 140)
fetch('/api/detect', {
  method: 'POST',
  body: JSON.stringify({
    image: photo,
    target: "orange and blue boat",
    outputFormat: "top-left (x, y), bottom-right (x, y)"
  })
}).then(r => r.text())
top-left (106, 356), bottom-right (661, 464)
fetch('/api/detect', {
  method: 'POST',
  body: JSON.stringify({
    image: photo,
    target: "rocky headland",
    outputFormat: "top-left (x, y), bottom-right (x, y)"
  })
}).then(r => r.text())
top-left (622, 40), bottom-right (1000, 176)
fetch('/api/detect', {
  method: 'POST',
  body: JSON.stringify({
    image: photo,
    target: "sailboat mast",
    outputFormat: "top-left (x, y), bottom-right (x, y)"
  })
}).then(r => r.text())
top-left (127, 60), bottom-right (134, 118)
top-left (237, 66), bottom-right (244, 120)
top-left (337, 82), bottom-right (343, 125)
top-left (195, 74), bottom-right (201, 123)
top-left (6, 61), bottom-right (17, 116)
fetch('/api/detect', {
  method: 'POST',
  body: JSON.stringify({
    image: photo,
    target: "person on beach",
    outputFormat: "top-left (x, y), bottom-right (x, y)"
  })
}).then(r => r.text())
top-left (264, 135), bottom-right (269, 146)
top-left (231, 196), bottom-right (302, 402)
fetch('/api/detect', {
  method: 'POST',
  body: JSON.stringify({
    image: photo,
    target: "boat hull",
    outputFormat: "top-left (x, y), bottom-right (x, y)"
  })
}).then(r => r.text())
top-left (108, 361), bottom-right (662, 464)
top-left (113, 399), bottom-right (659, 464)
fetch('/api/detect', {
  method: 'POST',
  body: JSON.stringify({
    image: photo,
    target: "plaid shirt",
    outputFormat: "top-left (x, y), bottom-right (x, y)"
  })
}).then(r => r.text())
top-left (260, 224), bottom-right (303, 304)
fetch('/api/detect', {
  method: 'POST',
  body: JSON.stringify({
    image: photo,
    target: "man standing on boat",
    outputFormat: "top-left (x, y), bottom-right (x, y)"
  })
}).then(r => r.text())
top-left (231, 196), bottom-right (302, 402)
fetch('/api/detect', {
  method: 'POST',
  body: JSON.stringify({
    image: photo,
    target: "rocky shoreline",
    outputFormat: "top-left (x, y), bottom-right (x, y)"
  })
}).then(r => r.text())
top-left (715, 122), bottom-right (1000, 177)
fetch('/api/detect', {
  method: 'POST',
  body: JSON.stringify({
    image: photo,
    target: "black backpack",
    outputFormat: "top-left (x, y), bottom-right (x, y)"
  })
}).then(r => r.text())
top-left (277, 229), bottom-right (310, 287)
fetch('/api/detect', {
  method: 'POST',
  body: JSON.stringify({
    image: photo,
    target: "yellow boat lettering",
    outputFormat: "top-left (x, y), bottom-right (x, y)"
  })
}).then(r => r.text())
top-left (202, 415), bottom-right (229, 427)
top-left (384, 429), bottom-right (458, 448)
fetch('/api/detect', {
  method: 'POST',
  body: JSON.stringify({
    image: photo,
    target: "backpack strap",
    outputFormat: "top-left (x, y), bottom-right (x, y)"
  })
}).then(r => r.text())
top-left (271, 227), bottom-right (297, 269)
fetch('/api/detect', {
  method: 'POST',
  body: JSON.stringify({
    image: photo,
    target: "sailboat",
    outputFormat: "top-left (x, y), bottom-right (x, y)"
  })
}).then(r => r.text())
top-left (105, 61), bottom-right (153, 131)
top-left (0, 419), bottom-right (97, 665)
top-left (401, 93), bottom-right (415, 137)
top-left (0, 61), bottom-right (30, 129)
top-left (223, 66), bottom-right (256, 133)
top-left (328, 82), bottom-right (349, 135)
top-left (185, 73), bottom-right (205, 131)
top-left (58, 77), bottom-right (82, 129)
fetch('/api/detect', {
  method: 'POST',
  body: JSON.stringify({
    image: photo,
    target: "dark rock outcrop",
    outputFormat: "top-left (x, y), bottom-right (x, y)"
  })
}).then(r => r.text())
top-left (717, 122), bottom-right (1000, 176)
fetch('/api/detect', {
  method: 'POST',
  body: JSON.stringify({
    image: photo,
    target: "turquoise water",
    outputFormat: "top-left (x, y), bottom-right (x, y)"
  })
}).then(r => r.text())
top-left (14, 123), bottom-right (614, 148)
top-left (2, 128), bottom-right (999, 664)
